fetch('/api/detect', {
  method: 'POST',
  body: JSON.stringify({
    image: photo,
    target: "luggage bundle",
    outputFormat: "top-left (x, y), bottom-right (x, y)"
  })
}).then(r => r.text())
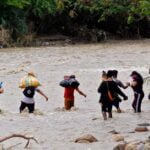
top-left (60, 75), bottom-right (80, 88)
top-left (19, 72), bottom-right (41, 88)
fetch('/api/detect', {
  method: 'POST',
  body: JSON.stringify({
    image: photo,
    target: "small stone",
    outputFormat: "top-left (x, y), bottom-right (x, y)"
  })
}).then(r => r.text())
top-left (92, 117), bottom-right (99, 120)
top-left (75, 134), bottom-right (98, 143)
top-left (112, 134), bottom-right (124, 142)
top-left (135, 127), bottom-right (149, 132)
top-left (109, 130), bottom-right (120, 134)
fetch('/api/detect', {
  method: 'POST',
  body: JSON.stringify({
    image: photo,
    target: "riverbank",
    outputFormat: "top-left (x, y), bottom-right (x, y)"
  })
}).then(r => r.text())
top-left (0, 31), bottom-right (150, 48)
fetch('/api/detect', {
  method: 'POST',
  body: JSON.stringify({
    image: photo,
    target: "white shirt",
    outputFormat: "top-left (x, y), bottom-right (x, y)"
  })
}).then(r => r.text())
top-left (22, 96), bottom-right (35, 104)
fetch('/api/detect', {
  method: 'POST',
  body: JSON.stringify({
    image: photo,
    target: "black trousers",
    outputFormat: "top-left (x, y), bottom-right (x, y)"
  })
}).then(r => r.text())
top-left (132, 91), bottom-right (144, 112)
top-left (101, 103), bottom-right (112, 113)
top-left (20, 101), bottom-right (35, 113)
top-left (112, 96), bottom-right (122, 109)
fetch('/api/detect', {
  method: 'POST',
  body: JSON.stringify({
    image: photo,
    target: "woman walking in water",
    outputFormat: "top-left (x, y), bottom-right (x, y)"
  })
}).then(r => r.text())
top-left (129, 71), bottom-right (144, 113)
top-left (98, 70), bottom-right (128, 120)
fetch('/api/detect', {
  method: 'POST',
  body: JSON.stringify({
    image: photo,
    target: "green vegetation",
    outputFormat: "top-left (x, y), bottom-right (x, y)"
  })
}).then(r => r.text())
top-left (0, 0), bottom-right (150, 44)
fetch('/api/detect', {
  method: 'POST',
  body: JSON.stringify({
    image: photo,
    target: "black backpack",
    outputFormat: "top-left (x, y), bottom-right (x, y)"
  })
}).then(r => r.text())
top-left (23, 87), bottom-right (35, 98)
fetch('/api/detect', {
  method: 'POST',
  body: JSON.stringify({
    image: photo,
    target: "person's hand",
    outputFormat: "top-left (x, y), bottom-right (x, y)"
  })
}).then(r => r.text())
top-left (126, 82), bottom-right (130, 86)
top-left (123, 96), bottom-right (128, 101)
top-left (45, 96), bottom-right (48, 101)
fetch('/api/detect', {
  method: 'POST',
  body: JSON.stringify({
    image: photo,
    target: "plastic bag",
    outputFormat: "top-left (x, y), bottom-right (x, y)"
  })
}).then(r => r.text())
top-left (59, 78), bottom-right (80, 88)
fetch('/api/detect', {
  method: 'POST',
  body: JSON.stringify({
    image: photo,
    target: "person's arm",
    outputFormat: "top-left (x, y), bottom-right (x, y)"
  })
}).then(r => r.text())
top-left (0, 88), bottom-right (4, 94)
top-left (117, 80), bottom-right (129, 89)
top-left (119, 81), bottom-right (129, 89)
top-left (114, 83), bottom-right (128, 100)
top-left (36, 89), bottom-right (48, 101)
top-left (76, 88), bottom-right (86, 97)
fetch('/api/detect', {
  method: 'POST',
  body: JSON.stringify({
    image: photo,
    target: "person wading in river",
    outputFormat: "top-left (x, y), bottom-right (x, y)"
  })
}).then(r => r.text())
top-left (98, 70), bottom-right (128, 120)
top-left (60, 75), bottom-right (86, 110)
top-left (129, 71), bottom-right (144, 113)
top-left (19, 72), bottom-right (48, 113)
top-left (112, 70), bottom-right (129, 113)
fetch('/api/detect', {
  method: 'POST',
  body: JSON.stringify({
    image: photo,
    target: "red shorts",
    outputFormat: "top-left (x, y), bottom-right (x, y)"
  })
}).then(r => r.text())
top-left (64, 98), bottom-right (74, 110)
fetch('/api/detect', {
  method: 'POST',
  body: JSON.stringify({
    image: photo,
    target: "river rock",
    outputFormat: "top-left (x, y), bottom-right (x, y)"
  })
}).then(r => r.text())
top-left (144, 143), bottom-right (150, 150)
top-left (125, 142), bottom-right (137, 150)
top-left (112, 134), bottom-right (124, 142)
top-left (113, 143), bottom-right (126, 150)
top-left (0, 144), bottom-right (4, 150)
top-left (137, 123), bottom-right (150, 126)
top-left (135, 127), bottom-right (149, 132)
top-left (109, 130), bottom-right (120, 134)
top-left (75, 134), bottom-right (98, 143)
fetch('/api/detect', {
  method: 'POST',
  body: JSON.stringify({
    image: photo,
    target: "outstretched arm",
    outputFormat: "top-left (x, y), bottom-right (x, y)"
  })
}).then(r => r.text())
top-left (117, 80), bottom-right (129, 89)
top-left (76, 88), bottom-right (86, 97)
top-left (36, 89), bottom-right (48, 101)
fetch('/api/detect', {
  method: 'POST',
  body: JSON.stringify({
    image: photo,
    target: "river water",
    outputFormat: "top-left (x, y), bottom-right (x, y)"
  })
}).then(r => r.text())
top-left (0, 40), bottom-right (150, 150)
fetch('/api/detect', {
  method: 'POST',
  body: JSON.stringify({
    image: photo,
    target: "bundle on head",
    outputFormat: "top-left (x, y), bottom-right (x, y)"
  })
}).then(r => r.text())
top-left (19, 72), bottom-right (41, 88)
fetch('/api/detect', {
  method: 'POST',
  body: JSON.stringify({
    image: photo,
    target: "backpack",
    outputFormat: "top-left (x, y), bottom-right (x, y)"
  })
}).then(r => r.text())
top-left (23, 87), bottom-right (35, 98)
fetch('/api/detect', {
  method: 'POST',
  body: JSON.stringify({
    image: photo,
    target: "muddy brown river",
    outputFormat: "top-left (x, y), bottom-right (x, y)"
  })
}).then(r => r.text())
top-left (0, 40), bottom-right (150, 150)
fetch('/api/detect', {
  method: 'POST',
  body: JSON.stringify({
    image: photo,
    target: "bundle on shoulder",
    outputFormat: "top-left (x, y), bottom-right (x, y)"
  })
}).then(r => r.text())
top-left (59, 75), bottom-right (80, 88)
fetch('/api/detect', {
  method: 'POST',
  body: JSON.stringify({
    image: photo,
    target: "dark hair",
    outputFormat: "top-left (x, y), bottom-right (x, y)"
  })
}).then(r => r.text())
top-left (102, 71), bottom-right (107, 77)
top-left (130, 71), bottom-right (137, 76)
top-left (107, 70), bottom-right (113, 78)
top-left (130, 71), bottom-right (143, 83)
top-left (70, 75), bottom-right (76, 79)
top-left (112, 70), bottom-right (118, 78)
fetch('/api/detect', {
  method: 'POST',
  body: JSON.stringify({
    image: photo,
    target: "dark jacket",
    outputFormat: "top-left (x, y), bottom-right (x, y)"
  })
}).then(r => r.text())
top-left (98, 81), bottom-right (127, 104)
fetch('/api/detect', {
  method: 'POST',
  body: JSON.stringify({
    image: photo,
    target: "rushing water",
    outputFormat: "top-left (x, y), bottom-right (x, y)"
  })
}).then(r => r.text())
top-left (0, 40), bottom-right (150, 150)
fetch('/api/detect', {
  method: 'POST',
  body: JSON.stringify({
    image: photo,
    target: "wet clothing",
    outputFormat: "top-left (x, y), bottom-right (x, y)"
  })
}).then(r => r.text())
top-left (20, 87), bottom-right (39, 113)
top-left (64, 87), bottom-right (76, 110)
top-left (64, 98), bottom-right (74, 110)
top-left (132, 91), bottom-right (144, 112)
top-left (64, 87), bottom-right (75, 99)
top-left (131, 77), bottom-right (144, 112)
top-left (98, 80), bottom-right (127, 113)
top-left (112, 78), bottom-right (125, 109)
top-left (20, 101), bottom-right (35, 113)
top-left (101, 103), bottom-right (112, 113)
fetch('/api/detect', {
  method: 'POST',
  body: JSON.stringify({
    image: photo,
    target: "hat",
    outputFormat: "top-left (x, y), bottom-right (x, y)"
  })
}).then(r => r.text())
top-left (28, 71), bottom-right (36, 77)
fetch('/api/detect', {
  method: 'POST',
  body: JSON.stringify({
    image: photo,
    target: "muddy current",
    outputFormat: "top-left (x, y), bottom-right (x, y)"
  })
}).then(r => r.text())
top-left (0, 40), bottom-right (150, 150)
